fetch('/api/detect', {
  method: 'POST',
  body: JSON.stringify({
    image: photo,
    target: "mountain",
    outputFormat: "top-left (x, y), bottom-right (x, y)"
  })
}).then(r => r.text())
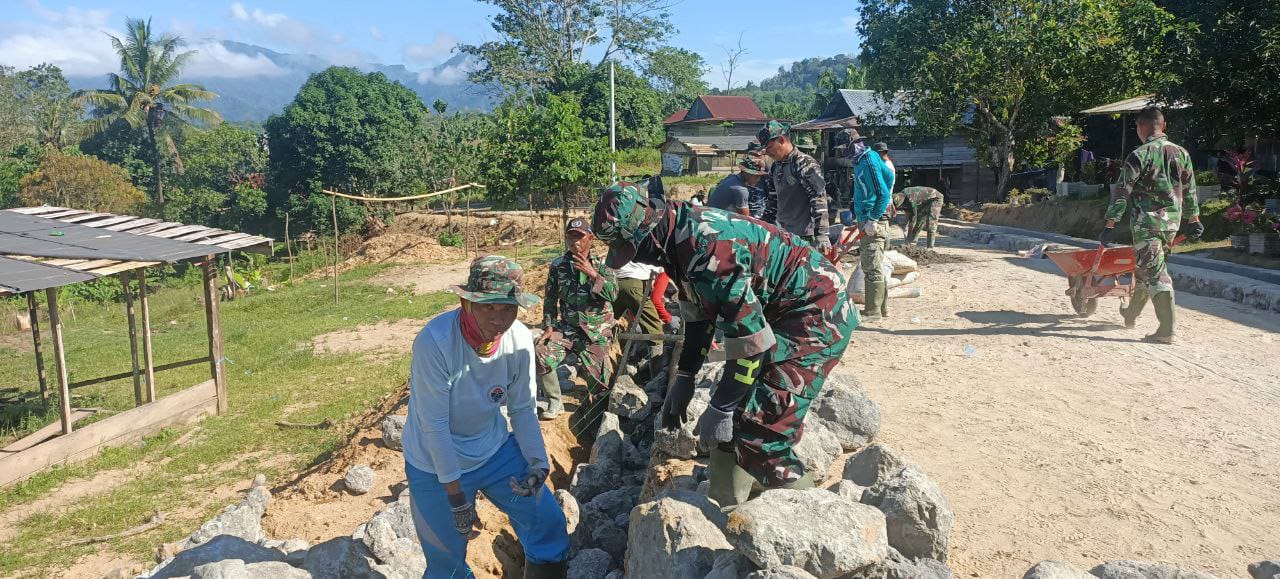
top-left (68, 40), bottom-right (494, 123)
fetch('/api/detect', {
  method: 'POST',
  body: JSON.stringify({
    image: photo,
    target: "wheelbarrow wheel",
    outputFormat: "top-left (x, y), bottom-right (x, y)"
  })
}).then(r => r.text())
top-left (1070, 287), bottom-right (1098, 317)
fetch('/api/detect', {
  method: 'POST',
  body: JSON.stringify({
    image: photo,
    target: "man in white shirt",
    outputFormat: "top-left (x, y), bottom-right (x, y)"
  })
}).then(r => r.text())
top-left (611, 259), bottom-right (665, 375)
top-left (403, 255), bottom-right (569, 579)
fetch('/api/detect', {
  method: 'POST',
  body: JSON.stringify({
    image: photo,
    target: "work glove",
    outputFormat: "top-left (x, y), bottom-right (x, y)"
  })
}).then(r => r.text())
top-left (1098, 226), bottom-right (1114, 248)
top-left (509, 467), bottom-right (549, 497)
top-left (663, 318), bottom-right (681, 336)
top-left (447, 492), bottom-right (481, 539)
top-left (861, 220), bottom-right (877, 236)
top-left (694, 406), bottom-right (735, 453)
top-left (660, 372), bottom-right (697, 431)
top-left (1181, 220), bottom-right (1205, 240)
top-left (816, 235), bottom-right (832, 252)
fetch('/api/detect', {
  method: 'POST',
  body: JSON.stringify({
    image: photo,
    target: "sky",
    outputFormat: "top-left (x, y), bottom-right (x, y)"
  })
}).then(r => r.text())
top-left (0, 0), bottom-right (862, 87)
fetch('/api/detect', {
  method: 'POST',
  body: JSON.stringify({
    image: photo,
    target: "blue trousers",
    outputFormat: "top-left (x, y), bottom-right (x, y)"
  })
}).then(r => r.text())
top-left (406, 435), bottom-right (569, 578)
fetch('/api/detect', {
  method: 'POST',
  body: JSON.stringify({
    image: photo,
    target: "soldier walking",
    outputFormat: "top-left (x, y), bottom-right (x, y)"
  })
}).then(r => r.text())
top-left (592, 182), bottom-right (858, 510)
top-left (1100, 106), bottom-right (1202, 344)
top-left (758, 121), bottom-right (832, 252)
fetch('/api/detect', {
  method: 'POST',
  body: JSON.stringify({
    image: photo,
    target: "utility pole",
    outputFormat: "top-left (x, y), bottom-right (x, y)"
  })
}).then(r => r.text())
top-left (610, 59), bottom-right (617, 180)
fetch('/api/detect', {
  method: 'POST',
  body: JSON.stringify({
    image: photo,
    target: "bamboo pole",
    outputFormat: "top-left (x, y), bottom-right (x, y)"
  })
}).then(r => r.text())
top-left (45, 288), bottom-right (72, 435)
top-left (202, 258), bottom-right (228, 414)
top-left (138, 268), bottom-right (156, 403)
top-left (122, 271), bottom-right (143, 406)
top-left (26, 292), bottom-right (48, 400)
top-left (331, 195), bottom-right (339, 305)
top-left (320, 182), bottom-right (484, 203)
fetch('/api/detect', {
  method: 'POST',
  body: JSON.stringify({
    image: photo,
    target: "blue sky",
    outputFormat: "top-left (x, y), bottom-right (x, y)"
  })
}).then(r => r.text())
top-left (0, 0), bottom-right (862, 86)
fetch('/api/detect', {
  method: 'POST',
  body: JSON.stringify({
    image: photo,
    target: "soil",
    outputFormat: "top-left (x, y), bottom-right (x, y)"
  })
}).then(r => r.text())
top-left (895, 244), bottom-right (973, 266)
top-left (852, 240), bottom-right (1280, 578)
top-left (390, 210), bottom-right (588, 251)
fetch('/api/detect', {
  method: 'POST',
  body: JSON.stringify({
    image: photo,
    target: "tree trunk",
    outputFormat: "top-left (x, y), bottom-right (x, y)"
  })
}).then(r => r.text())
top-left (147, 123), bottom-right (164, 209)
top-left (992, 133), bottom-right (1015, 202)
top-left (559, 185), bottom-right (570, 227)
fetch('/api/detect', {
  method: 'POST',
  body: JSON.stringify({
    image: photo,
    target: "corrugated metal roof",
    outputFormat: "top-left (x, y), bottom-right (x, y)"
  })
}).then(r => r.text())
top-left (6, 206), bottom-right (273, 253)
top-left (678, 96), bottom-right (768, 123)
top-left (0, 256), bottom-right (97, 294)
top-left (663, 135), bottom-right (757, 154)
top-left (663, 108), bottom-right (689, 125)
top-left (0, 212), bottom-right (221, 262)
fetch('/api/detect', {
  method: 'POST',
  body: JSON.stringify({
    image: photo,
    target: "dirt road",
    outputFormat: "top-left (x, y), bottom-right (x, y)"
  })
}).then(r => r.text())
top-left (849, 241), bottom-right (1280, 577)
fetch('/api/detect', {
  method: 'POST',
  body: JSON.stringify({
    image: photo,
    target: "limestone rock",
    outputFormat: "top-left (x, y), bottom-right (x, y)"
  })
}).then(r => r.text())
top-left (626, 490), bottom-right (733, 579)
top-left (695, 361), bottom-right (726, 387)
top-left (302, 536), bottom-right (377, 578)
top-left (830, 480), bottom-right (867, 503)
top-left (1023, 560), bottom-right (1093, 579)
top-left (810, 373), bottom-right (881, 450)
top-left (1250, 561), bottom-right (1280, 579)
top-left (381, 415), bottom-right (406, 451)
top-left (1089, 560), bottom-right (1220, 579)
top-left (861, 466), bottom-right (953, 562)
top-left (651, 388), bottom-right (710, 459)
top-left (571, 457), bottom-right (622, 504)
top-left (793, 420), bottom-right (842, 484)
top-left (608, 375), bottom-right (652, 420)
top-left (842, 443), bottom-right (915, 488)
top-left (344, 465), bottom-right (376, 495)
top-left (568, 548), bottom-right (613, 579)
top-left (142, 535), bottom-right (285, 578)
top-left (725, 488), bottom-right (888, 579)
top-left (182, 486), bottom-right (272, 548)
top-left (191, 559), bottom-right (311, 579)
top-left (555, 489), bottom-right (580, 534)
top-left (746, 566), bottom-right (819, 579)
top-left (604, 571), bottom-right (623, 579)
top-left (704, 551), bottom-right (756, 579)
top-left (591, 412), bottom-right (625, 465)
top-left (850, 547), bottom-right (951, 579)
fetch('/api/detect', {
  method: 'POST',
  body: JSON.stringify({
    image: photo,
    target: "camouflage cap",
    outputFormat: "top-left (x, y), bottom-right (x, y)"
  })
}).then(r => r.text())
top-left (872, 142), bottom-right (890, 152)
top-left (796, 134), bottom-right (817, 150)
top-left (565, 217), bottom-right (591, 234)
top-left (450, 255), bottom-right (540, 308)
top-left (756, 120), bottom-right (790, 144)
top-left (737, 155), bottom-right (767, 175)
top-left (592, 181), bottom-right (658, 268)
top-left (833, 128), bottom-right (867, 148)
top-left (745, 139), bottom-right (765, 154)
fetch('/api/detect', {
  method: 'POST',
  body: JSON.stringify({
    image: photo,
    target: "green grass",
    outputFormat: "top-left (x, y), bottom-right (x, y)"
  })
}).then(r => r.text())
top-left (0, 265), bottom-right (455, 576)
top-left (665, 174), bottom-right (723, 190)
top-left (1175, 239), bottom-right (1280, 270)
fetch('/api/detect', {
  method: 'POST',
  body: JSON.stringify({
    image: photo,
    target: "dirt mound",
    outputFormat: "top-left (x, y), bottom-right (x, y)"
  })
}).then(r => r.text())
top-left (667, 183), bottom-right (708, 202)
top-left (897, 244), bottom-right (972, 265)
top-left (979, 198), bottom-right (1128, 239)
top-left (518, 262), bottom-right (551, 327)
top-left (941, 204), bottom-right (983, 222)
top-left (391, 210), bottom-right (588, 250)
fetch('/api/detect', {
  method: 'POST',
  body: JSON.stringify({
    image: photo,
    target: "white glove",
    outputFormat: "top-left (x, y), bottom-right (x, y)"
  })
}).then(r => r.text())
top-left (861, 220), bottom-right (877, 236)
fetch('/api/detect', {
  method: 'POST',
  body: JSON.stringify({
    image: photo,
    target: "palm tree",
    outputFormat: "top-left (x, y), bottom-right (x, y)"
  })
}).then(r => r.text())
top-left (76, 18), bottom-right (221, 209)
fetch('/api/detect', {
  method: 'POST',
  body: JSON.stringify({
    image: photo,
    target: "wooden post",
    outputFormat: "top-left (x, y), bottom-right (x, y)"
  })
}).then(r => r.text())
top-left (122, 271), bottom-right (143, 406)
top-left (465, 196), bottom-right (472, 258)
top-left (45, 288), bottom-right (72, 435)
top-left (26, 292), bottom-right (48, 400)
top-left (331, 194), bottom-right (339, 305)
top-left (202, 258), bottom-right (228, 414)
top-left (284, 212), bottom-right (294, 285)
top-left (138, 268), bottom-right (156, 403)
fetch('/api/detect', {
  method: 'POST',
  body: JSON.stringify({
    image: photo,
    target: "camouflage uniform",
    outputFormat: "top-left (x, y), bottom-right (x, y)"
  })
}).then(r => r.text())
top-left (853, 147), bottom-right (895, 319)
top-left (593, 183), bottom-right (859, 488)
top-left (758, 121), bottom-right (830, 245)
top-left (902, 186), bottom-right (945, 247)
top-left (536, 252), bottom-right (618, 394)
top-left (1105, 133), bottom-right (1199, 294)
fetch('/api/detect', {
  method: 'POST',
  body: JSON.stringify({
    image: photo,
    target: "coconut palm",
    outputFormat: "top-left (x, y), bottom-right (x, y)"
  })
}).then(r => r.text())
top-left (76, 17), bottom-right (221, 208)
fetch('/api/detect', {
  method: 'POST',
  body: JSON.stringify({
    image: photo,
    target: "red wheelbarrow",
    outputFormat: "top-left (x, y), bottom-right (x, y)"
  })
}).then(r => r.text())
top-left (1045, 244), bottom-right (1136, 316)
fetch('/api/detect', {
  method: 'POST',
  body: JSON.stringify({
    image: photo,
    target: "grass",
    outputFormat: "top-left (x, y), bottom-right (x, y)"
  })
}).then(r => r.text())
top-left (1175, 238), bottom-right (1280, 270)
top-left (0, 264), bottom-right (456, 576)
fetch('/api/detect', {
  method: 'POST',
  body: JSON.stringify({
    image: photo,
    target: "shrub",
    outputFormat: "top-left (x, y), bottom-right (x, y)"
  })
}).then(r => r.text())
top-left (438, 230), bottom-right (463, 247)
top-left (1195, 170), bottom-right (1219, 186)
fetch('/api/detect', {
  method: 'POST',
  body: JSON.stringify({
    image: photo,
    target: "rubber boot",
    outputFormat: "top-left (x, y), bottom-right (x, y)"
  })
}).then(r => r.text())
top-left (1121, 287), bottom-right (1150, 329)
top-left (524, 559), bottom-right (568, 579)
top-left (1146, 291), bottom-right (1175, 344)
top-left (879, 279), bottom-right (889, 318)
top-left (707, 445), bottom-right (754, 511)
top-left (926, 230), bottom-right (937, 249)
top-left (860, 281), bottom-right (885, 322)
top-left (780, 472), bottom-right (815, 490)
top-left (538, 371), bottom-right (563, 420)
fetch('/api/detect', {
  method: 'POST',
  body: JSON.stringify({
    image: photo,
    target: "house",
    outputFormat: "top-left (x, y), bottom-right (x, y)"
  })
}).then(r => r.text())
top-left (793, 89), bottom-right (993, 204)
top-left (659, 96), bottom-right (770, 176)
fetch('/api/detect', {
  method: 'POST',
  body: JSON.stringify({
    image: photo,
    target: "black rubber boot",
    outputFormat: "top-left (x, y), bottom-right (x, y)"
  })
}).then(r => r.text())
top-left (524, 559), bottom-right (567, 579)
top-left (1146, 291), bottom-right (1175, 344)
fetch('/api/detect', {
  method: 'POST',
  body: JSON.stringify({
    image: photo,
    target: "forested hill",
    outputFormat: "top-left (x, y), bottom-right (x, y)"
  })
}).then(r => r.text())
top-left (757, 54), bottom-right (860, 91)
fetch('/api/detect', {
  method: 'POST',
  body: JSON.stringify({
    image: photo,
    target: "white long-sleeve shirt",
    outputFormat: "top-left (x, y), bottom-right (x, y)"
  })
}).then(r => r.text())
top-left (403, 309), bottom-right (549, 484)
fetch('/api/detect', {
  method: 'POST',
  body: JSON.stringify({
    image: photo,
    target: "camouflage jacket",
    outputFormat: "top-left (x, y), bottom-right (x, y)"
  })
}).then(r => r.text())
top-left (762, 148), bottom-right (829, 238)
top-left (1105, 133), bottom-right (1199, 232)
top-left (541, 252), bottom-right (618, 337)
top-left (666, 203), bottom-right (847, 359)
top-left (902, 186), bottom-right (944, 208)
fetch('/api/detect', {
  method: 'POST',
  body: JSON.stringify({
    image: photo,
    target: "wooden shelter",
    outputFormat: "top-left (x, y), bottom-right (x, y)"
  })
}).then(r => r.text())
top-left (0, 206), bottom-right (272, 486)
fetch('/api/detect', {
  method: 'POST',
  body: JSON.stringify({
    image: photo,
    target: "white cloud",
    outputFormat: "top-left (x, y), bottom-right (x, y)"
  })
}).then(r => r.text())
top-left (224, 2), bottom-right (371, 66)
top-left (416, 55), bottom-right (474, 86)
top-left (402, 32), bottom-right (458, 64)
top-left (0, 2), bottom-right (120, 76)
top-left (369, 26), bottom-right (383, 41)
top-left (229, 2), bottom-right (286, 27)
top-left (185, 40), bottom-right (287, 78)
top-left (230, 2), bottom-right (249, 21)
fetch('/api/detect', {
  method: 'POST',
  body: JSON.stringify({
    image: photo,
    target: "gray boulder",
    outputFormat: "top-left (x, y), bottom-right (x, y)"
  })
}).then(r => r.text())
top-left (696, 361), bottom-right (726, 386)
top-left (555, 489), bottom-right (580, 534)
top-left (793, 420), bottom-right (843, 484)
top-left (1250, 561), bottom-right (1280, 579)
top-left (143, 535), bottom-right (285, 578)
top-left (344, 465), bottom-right (376, 495)
top-left (571, 457), bottom-right (622, 504)
top-left (861, 466), bottom-right (953, 562)
top-left (608, 375), bottom-right (652, 420)
top-left (302, 536), bottom-right (378, 578)
top-left (704, 552), bottom-right (756, 579)
top-left (182, 486), bottom-right (271, 548)
top-left (591, 412), bottom-right (625, 465)
top-left (829, 480), bottom-right (867, 503)
top-left (725, 488), bottom-right (888, 579)
top-left (604, 571), bottom-right (623, 579)
top-left (810, 373), bottom-right (881, 450)
top-left (746, 566), bottom-right (819, 579)
top-left (191, 559), bottom-right (311, 579)
top-left (1089, 560), bottom-right (1220, 579)
top-left (587, 487), bottom-right (642, 519)
top-left (652, 388), bottom-right (710, 459)
top-left (381, 415), bottom-right (406, 451)
top-left (626, 490), bottom-right (733, 578)
top-left (1023, 561), bottom-right (1093, 579)
top-left (568, 548), bottom-right (613, 579)
top-left (852, 547), bottom-right (951, 579)
top-left (842, 443), bottom-right (915, 487)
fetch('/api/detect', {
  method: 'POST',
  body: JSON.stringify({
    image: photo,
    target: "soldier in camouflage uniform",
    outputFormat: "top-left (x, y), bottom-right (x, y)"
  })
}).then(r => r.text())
top-left (591, 182), bottom-right (858, 509)
top-left (1101, 107), bottom-right (1201, 344)
top-left (535, 219), bottom-right (619, 419)
top-left (900, 185), bottom-right (945, 248)
top-left (758, 121), bottom-right (832, 252)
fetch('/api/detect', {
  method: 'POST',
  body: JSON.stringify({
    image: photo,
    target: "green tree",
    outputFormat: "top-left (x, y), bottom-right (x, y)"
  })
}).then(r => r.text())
top-left (264, 66), bottom-right (428, 233)
top-left (19, 149), bottom-right (147, 212)
top-left (568, 62), bottom-right (665, 149)
top-left (14, 64), bottom-right (82, 149)
top-left (75, 17), bottom-right (221, 209)
top-left (166, 123), bottom-right (268, 230)
top-left (858, 0), bottom-right (1186, 198)
top-left (0, 144), bottom-right (41, 209)
top-left (646, 47), bottom-right (710, 115)
top-left (0, 66), bottom-right (32, 154)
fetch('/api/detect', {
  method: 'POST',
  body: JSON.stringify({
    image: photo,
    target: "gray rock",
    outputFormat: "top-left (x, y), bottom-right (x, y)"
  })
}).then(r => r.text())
top-left (571, 457), bottom-right (622, 504)
top-left (829, 480), bottom-right (867, 503)
top-left (746, 566), bottom-right (819, 579)
top-left (725, 488), bottom-right (888, 579)
top-left (251, 474), bottom-right (268, 488)
top-left (1088, 560), bottom-right (1220, 579)
top-left (381, 415), bottom-right (406, 451)
top-left (626, 490), bottom-right (733, 579)
top-left (568, 548), bottom-right (613, 579)
top-left (143, 535), bottom-right (285, 578)
top-left (344, 465), bottom-right (376, 495)
top-left (182, 486), bottom-right (272, 548)
top-left (1250, 561), bottom-right (1280, 579)
top-left (643, 373), bottom-right (669, 396)
top-left (1023, 560), bottom-right (1093, 579)
top-left (809, 373), bottom-right (880, 451)
top-left (363, 515), bottom-right (425, 569)
top-left (793, 420), bottom-right (842, 484)
top-left (704, 551), bottom-right (756, 579)
top-left (587, 487), bottom-right (642, 519)
top-left (192, 560), bottom-right (311, 579)
top-left (589, 521), bottom-right (629, 563)
top-left (861, 466), bottom-right (953, 562)
top-left (302, 537), bottom-right (377, 579)
top-left (608, 375), bottom-right (652, 420)
top-left (191, 559), bottom-right (249, 579)
top-left (695, 361), bottom-right (726, 386)
top-left (604, 571), bottom-right (624, 579)
top-left (622, 440), bottom-right (649, 470)
top-left (848, 547), bottom-right (951, 579)
top-left (591, 412), bottom-right (625, 465)
top-left (556, 489), bottom-right (580, 534)
top-left (842, 443), bottom-right (915, 488)
top-left (651, 388), bottom-right (710, 459)
top-left (697, 480), bottom-right (711, 495)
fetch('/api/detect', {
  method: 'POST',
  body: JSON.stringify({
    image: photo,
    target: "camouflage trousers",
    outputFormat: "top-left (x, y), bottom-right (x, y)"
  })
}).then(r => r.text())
top-left (1133, 229), bottom-right (1175, 293)
top-left (906, 200), bottom-right (942, 243)
top-left (535, 327), bottom-right (612, 395)
top-left (732, 280), bottom-right (859, 487)
top-left (859, 220), bottom-right (891, 284)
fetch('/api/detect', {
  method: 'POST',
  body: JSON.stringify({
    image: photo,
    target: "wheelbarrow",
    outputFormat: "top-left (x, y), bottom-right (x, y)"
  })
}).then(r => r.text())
top-left (824, 210), bottom-right (865, 264)
top-left (1045, 244), bottom-right (1136, 316)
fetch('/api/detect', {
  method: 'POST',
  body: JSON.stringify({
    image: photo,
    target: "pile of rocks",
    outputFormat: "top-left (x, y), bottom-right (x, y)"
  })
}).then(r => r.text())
top-left (1024, 558), bottom-right (1276, 579)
